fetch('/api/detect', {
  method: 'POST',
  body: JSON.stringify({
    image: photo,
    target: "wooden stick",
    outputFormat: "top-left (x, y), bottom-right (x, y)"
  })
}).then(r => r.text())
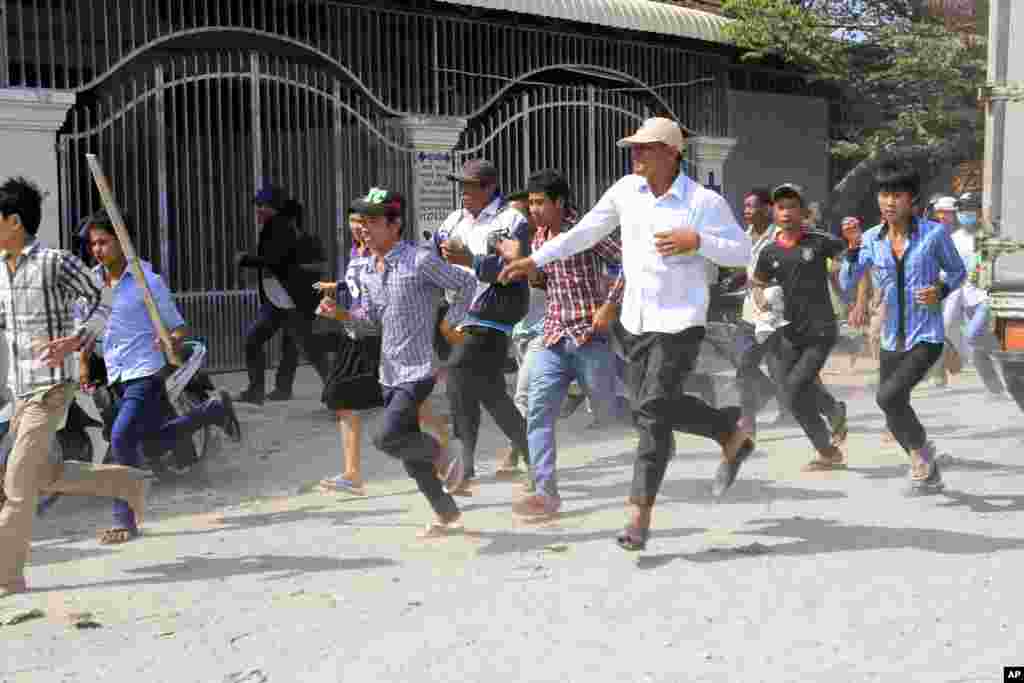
top-left (85, 153), bottom-right (182, 367)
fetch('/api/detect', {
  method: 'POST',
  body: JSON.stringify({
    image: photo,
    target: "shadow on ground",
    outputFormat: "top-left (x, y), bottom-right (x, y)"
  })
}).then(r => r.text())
top-left (37, 553), bottom-right (397, 594)
top-left (635, 515), bottom-right (1024, 569)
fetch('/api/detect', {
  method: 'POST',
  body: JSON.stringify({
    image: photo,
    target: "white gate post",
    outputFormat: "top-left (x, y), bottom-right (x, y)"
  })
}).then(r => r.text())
top-left (691, 135), bottom-right (737, 195)
top-left (0, 89), bottom-right (76, 247)
top-left (397, 116), bottom-right (468, 247)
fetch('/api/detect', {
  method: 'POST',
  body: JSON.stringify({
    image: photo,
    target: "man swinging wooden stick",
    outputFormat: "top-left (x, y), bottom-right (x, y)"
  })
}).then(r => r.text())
top-left (80, 155), bottom-right (242, 544)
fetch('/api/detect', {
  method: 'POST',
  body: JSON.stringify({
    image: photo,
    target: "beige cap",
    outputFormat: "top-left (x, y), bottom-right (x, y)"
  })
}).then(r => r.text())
top-left (616, 117), bottom-right (686, 153)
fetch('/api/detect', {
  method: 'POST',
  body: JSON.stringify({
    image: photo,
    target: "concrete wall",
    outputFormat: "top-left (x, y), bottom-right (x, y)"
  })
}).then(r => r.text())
top-left (724, 90), bottom-right (830, 225)
top-left (0, 90), bottom-right (76, 249)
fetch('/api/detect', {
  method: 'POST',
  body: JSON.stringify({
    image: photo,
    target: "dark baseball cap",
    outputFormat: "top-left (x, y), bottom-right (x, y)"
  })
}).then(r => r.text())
top-left (447, 159), bottom-right (499, 184)
top-left (254, 185), bottom-right (288, 209)
top-left (771, 183), bottom-right (805, 203)
top-left (350, 187), bottom-right (404, 217)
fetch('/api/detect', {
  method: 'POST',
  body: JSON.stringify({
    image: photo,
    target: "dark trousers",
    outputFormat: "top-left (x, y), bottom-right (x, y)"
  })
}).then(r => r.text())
top-left (774, 334), bottom-right (839, 453)
top-left (734, 322), bottom-right (784, 426)
top-left (244, 302), bottom-right (328, 394)
top-left (446, 326), bottom-right (528, 477)
top-left (877, 342), bottom-right (943, 453)
top-left (612, 323), bottom-right (738, 506)
top-left (110, 375), bottom-right (224, 528)
top-left (373, 378), bottom-right (457, 518)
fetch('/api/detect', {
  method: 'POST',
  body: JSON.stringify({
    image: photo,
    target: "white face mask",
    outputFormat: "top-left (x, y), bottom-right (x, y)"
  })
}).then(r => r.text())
top-left (957, 211), bottom-right (978, 227)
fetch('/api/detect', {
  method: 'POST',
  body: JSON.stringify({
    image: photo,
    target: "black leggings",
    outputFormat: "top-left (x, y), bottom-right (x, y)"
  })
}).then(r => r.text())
top-left (877, 342), bottom-right (943, 453)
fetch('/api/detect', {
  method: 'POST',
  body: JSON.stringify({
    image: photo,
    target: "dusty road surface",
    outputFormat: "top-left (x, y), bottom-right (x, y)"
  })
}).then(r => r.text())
top-left (3, 365), bottom-right (1023, 683)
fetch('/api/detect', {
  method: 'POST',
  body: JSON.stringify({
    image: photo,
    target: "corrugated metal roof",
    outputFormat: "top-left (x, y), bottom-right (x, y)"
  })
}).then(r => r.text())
top-left (437, 0), bottom-right (732, 45)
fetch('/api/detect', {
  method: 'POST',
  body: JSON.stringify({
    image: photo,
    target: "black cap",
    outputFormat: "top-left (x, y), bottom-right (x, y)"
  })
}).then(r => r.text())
top-left (350, 187), bottom-right (404, 217)
top-left (447, 159), bottom-right (499, 184)
top-left (771, 183), bottom-right (805, 203)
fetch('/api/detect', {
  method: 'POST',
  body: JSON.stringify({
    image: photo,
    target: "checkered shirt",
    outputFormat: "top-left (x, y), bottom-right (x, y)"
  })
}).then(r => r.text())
top-left (0, 241), bottom-right (108, 397)
top-left (354, 242), bottom-right (476, 387)
top-left (535, 224), bottom-right (625, 348)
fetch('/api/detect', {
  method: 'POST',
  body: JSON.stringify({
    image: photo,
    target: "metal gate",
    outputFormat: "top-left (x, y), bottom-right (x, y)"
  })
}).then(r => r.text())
top-left (58, 48), bottom-right (415, 372)
top-left (456, 77), bottom-right (697, 209)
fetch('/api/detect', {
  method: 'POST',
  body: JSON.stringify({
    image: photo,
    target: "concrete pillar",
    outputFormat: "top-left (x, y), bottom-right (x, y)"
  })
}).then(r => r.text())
top-left (691, 136), bottom-right (738, 196)
top-left (0, 89), bottom-right (76, 247)
top-left (396, 116), bottom-right (468, 247)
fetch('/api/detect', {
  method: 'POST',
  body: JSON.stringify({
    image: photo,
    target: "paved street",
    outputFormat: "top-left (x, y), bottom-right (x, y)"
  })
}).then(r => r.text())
top-left (3, 363), bottom-right (1023, 683)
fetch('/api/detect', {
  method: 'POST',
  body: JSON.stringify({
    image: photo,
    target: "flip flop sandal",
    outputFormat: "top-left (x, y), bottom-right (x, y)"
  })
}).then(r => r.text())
top-left (615, 526), bottom-right (649, 552)
top-left (416, 521), bottom-right (464, 539)
top-left (97, 527), bottom-right (139, 545)
top-left (319, 476), bottom-right (365, 496)
top-left (801, 458), bottom-right (847, 472)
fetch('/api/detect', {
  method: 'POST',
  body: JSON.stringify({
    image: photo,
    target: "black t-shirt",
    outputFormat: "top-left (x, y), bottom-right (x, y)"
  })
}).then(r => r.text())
top-left (754, 229), bottom-right (847, 341)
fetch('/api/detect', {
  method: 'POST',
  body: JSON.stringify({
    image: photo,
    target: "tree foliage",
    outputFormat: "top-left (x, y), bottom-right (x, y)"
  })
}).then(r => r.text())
top-left (722, 0), bottom-right (987, 215)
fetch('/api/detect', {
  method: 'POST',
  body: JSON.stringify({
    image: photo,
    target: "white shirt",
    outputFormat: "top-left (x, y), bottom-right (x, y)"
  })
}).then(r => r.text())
top-left (436, 196), bottom-right (528, 309)
top-left (952, 228), bottom-right (986, 308)
top-left (531, 173), bottom-right (751, 335)
top-left (741, 224), bottom-right (779, 324)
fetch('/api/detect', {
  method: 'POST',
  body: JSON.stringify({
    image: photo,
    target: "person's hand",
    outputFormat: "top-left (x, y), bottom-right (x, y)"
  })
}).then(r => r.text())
top-left (498, 257), bottom-right (538, 284)
top-left (78, 361), bottom-right (94, 393)
top-left (653, 228), bottom-right (700, 257)
top-left (848, 303), bottom-right (867, 328)
top-left (440, 239), bottom-right (473, 267)
top-left (591, 302), bottom-right (620, 335)
top-left (316, 296), bottom-right (339, 320)
top-left (314, 281), bottom-right (338, 293)
top-left (527, 270), bottom-right (547, 290)
top-left (915, 285), bottom-right (941, 306)
top-left (154, 335), bottom-right (185, 359)
top-left (496, 238), bottom-right (520, 263)
top-left (439, 319), bottom-right (466, 346)
top-left (41, 336), bottom-right (83, 367)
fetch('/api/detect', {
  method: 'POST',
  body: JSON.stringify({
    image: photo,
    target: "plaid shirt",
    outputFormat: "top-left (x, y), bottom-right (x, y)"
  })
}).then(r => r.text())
top-left (354, 241), bottom-right (476, 387)
top-left (535, 223), bottom-right (625, 348)
top-left (0, 241), bottom-right (107, 397)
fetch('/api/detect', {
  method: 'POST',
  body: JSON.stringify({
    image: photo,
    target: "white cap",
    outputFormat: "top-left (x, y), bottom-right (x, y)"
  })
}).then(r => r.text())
top-left (933, 196), bottom-right (957, 211)
top-left (616, 117), bottom-right (687, 153)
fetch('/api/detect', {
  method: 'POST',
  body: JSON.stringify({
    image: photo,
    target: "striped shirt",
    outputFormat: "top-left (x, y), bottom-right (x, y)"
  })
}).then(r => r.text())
top-left (840, 218), bottom-right (966, 352)
top-left (354, 241), bottom-right (476, 387)
top-left (534, 222), bottom-right (624, 348)
top-left (0, 240), bottom-right (108, 397)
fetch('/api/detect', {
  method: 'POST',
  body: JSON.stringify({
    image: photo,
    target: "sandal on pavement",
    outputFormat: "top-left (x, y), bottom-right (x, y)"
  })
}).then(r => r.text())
top-left (416, 513), bottom-right (464, 539)
top-left (98, 527), bottom-right (139, 545)
top-left (319, 475), bottom-right (365, 496)
top-left (615, 526), bottom-right (649, 552)
top-left (802, 458), bottom-right (848, 472)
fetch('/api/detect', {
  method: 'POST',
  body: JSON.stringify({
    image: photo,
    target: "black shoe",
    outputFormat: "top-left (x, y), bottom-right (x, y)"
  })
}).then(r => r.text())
top-left (234, 388), bottom-right (264, 406)
top-left (218, 391), bottom-right (243, 443)
top-left (266, 389), bottom-right (293, 402)
top-left (711, 438), bottom-right (755, 498)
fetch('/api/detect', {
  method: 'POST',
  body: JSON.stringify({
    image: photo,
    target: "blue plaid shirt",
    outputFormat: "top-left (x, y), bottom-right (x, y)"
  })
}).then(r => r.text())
top-left (353, 242), bottom-right (476, 387)
top-left (840, 218), bottom-right (965, 352)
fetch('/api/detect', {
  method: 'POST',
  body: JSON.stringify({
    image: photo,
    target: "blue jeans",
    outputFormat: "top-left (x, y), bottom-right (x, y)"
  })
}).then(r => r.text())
top-left (527, 337), bottom-right (617, 497)
top-left (110, 375), bottom-right (224, 529)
